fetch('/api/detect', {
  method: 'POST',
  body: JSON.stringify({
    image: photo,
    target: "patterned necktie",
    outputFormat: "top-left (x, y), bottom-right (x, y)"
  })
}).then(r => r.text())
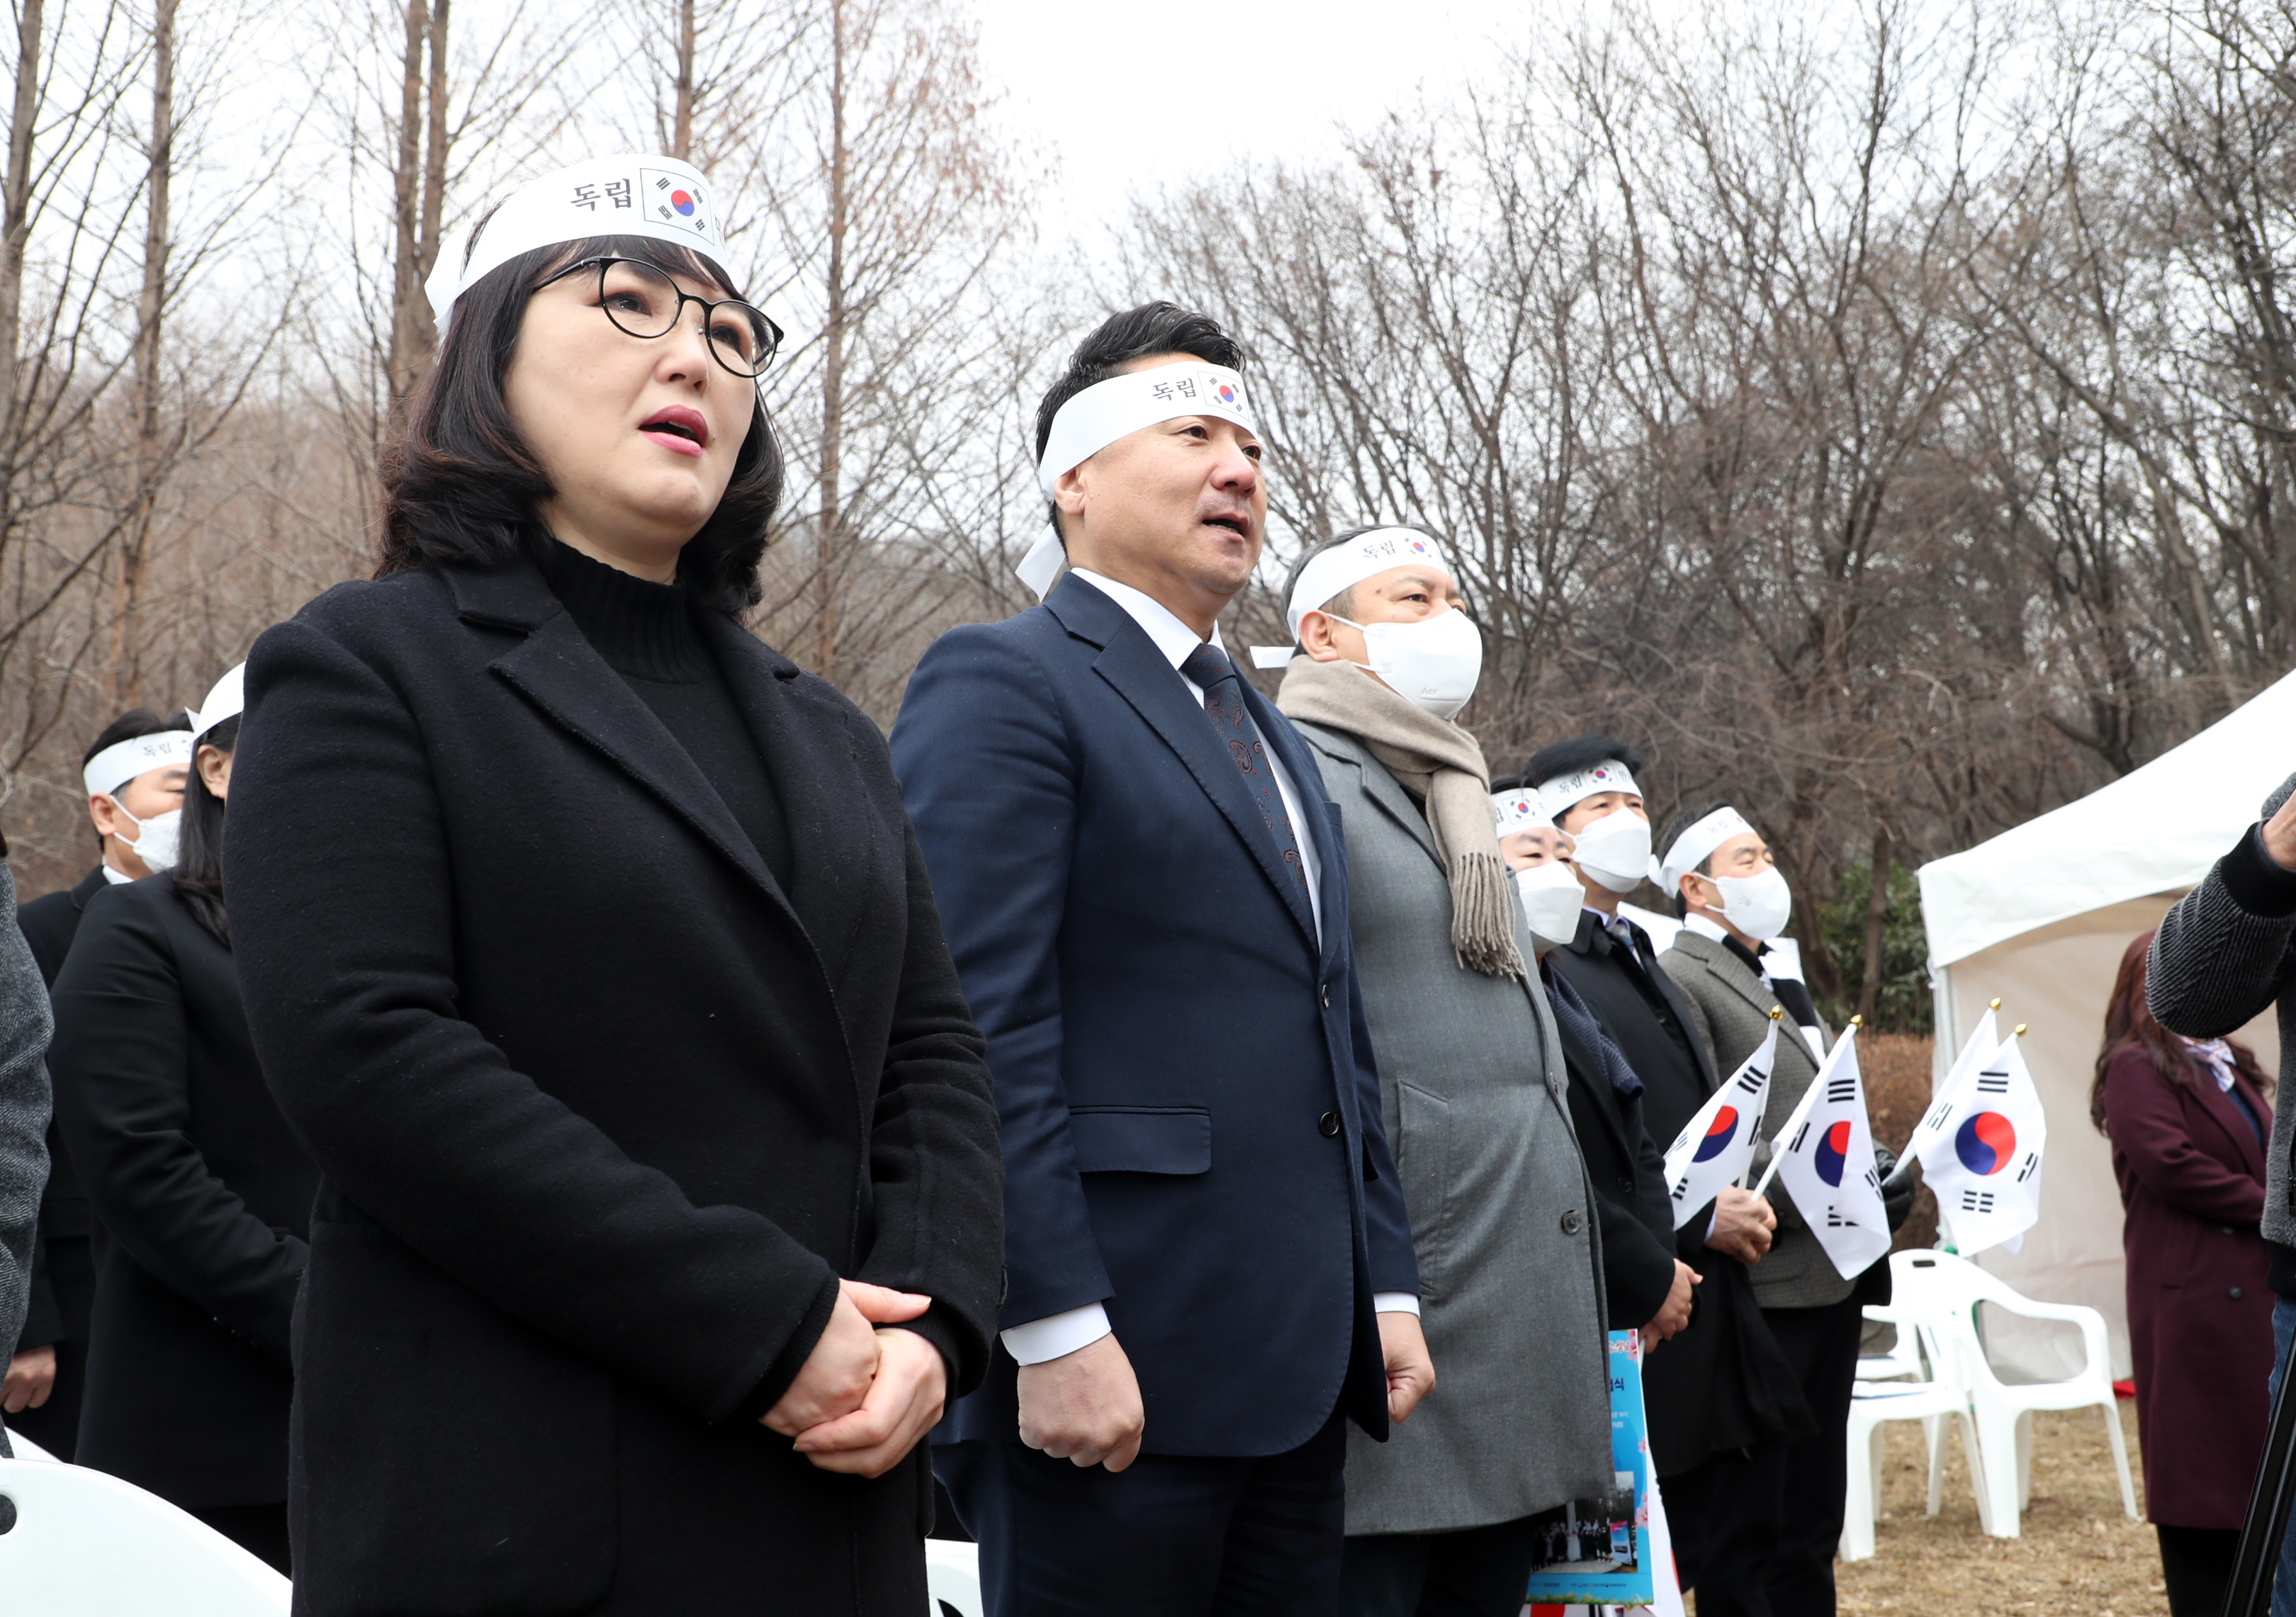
top-left (1178, 641), bottom-right (1311, 900)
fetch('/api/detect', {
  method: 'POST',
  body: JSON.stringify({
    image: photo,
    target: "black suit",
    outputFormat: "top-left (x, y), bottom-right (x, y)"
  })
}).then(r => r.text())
top-left (223, 557), bottom-right (1003, 1616)
top-left (1548, 911), bottom-right (1808, 1616)
top-left (50, 875), bottom-right (312, 1544)
top-left (11, 863), bottom-right (106, 1460)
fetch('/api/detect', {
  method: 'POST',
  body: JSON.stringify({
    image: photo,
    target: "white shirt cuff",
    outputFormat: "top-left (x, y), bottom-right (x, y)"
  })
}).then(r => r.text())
top-left (1000, 1302), bottom-right (1113, 1365)
top-left (1373, 1292), bottom-right (1421, 1317)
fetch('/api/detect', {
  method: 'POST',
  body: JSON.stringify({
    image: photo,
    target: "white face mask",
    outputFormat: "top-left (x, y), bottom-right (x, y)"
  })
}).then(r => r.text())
top-left (1514, 860), bottom-right (1586, 952)
top-left (1570, 806), bottom-right (1650, 894)
top-left (1704, 866), bottom-right (1793, 940)
top-left (1330, 608), bottom-right (1483, 720)
top-left (113, 803), bottom-right (181, 876)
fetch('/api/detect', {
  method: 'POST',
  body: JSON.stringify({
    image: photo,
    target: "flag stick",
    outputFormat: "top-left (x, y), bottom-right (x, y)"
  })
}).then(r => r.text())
top-left (1752, 1018), bottom-right (1859, 1199)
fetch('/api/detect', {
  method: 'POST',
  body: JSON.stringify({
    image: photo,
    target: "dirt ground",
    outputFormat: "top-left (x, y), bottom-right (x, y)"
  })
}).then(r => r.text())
top-left (1827, 1400), bottom-right (2163, 1613)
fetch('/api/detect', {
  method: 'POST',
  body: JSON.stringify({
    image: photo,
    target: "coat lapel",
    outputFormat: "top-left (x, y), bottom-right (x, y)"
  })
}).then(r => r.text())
top-left (1048, 578), bottom-right (1319, 951)
top-left (2190, 1065), bottom-right (2270, 1182)
top-left (694, 613), bottom-right (892, 988)
top-left (452, 563), bottom-right (805, 940)
top-left (1676, 931), bottom-right (1787, 1025)
top-left (1297, 722), bottom-right (1441, 871)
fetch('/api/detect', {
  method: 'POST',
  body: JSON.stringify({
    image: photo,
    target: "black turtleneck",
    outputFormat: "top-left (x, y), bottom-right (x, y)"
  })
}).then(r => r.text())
top-left (542, 541), bottom-right (793, 889)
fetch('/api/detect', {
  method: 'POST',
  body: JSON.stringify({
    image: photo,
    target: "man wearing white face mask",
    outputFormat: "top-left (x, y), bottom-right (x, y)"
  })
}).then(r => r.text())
top-left (1654, 806), bottom-right (1911, 1617)
top-left (1268, 529), bottom-right (1613, 1617)
top-left (1527, 738), bottom-right (1805, 1617)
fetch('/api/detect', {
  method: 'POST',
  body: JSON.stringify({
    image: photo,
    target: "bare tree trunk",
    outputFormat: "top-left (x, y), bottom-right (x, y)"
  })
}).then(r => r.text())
top-left (811, 0), bottom-right (847, 681)
top-left (0, 0), bottom-right (43, 558)
top-left (111, 0), bottom-right (174, 705)
top-left (386, 0), bottom-right (427, 418)
top-left (1856, 820), bottom-right (1891, 1026)
top-left (672, 0), bottom-right (694, 160)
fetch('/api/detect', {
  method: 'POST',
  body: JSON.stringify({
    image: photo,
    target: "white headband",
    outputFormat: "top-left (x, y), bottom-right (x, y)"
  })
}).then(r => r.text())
top-left (1491, 789), bottom-right (1552, 834)
top-left (1534, 760), bottom-right (1641, 820)
top-left (1247, 527), bottom-right (1456, 669)
top-left (1016, 359), bottom-right (1259, 599)
top-left (425, 154), bottom-right (733, 327)
top-left (190, 663), bottom-right (246, 748)
top-left (84, 729), bottom-right (192, 799)
top-left (1654, 805), bottom-right (1755, 893)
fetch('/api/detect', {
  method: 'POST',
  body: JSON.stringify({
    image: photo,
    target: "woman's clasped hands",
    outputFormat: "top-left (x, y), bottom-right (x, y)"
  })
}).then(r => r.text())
top-left (762, 1278), bottom-right (947, 1479)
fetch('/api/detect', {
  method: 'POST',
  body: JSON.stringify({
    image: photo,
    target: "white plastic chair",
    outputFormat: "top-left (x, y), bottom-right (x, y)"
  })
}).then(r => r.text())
top-left (0, 1457), bottom-right (291, 1613)
top-left (4, 1428), bottom-right (60, 1463)
top-left (1840, 1317), bottom-right (1991, 1560)
top-left (926, 1537), bottom-right (984, 1617)
top-left (1887, 1248), bottom-right (2137, 1538)
top-left (1857, 1303), bottom-right (1927, 1383)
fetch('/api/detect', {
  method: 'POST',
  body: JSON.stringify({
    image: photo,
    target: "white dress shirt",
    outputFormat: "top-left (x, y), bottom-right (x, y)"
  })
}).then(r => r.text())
top-left (101, 863), bottom-right (133, 885)
top-left (1000, 570), bottom-right (1413, 1369)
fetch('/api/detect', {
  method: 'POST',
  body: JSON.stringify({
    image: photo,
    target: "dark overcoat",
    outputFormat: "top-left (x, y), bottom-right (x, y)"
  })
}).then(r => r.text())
top-left (223, 557), bottom-right (1003, 1617)
top-left (2100, 1044), bottom-right (2274, 1528)
top-left (1549, 913), bottom-right (1809, 1475)
top-left (11, 862), bottom-right (103, 1460)
top-left (50, 874), bottom-right (313, 1507)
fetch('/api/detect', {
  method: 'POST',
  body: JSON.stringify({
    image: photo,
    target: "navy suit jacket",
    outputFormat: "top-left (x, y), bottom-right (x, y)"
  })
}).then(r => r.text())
top-left (891, 574), bottom-right (1417, 1458)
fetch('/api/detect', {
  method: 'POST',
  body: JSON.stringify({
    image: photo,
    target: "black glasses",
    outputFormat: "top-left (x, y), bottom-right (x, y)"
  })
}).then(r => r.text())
top-left (537, 256), bottom-right (783, 378)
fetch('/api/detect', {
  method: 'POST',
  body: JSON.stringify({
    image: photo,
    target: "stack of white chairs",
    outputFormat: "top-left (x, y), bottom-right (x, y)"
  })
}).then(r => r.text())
top-left (1840, 1302), bottom-right (1990, 1560)
top-left (1842, 1247), bottom-right (2137, 1557)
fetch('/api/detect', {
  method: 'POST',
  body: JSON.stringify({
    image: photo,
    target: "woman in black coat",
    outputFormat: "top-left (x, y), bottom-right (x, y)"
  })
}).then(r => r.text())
top-left (53, 679), bottom-right (311, 1571)
top-left (221, 156), bottom-right (1003, 1616)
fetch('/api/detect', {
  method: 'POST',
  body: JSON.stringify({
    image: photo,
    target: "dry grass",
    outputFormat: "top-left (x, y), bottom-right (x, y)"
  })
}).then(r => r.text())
top-left (1830, 1401), bottom-right (2164, 1613)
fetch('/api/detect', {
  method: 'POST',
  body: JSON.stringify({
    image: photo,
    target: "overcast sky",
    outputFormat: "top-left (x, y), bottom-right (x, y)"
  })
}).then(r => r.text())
top-left (967, 0), bottom-right (1531, 237)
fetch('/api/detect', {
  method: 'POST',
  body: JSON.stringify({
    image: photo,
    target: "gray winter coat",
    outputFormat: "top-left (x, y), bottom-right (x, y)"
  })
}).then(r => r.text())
top-left (2149, 772), bottom-right (2296, 1252)
top-left (0, 861), bottom-right (56, 1459)
top-left (1294, 721), bottom-right (1613, 1536)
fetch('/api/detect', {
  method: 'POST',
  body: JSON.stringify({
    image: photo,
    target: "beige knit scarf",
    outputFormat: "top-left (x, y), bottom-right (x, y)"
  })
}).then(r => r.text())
top-left (1276, 656), bottom-right (1526, 979)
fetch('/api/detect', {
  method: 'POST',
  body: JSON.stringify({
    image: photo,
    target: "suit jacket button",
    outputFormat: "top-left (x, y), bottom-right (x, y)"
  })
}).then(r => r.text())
top-left (1616, 1176), bottom-right (1633, 1193)
top-left (1321, 984), bottom-right (1332, 1008)
top-left (1318, 1111), bottom-right (1341, 1138)
top-left (2232, 1286), bottom-right (2245, 1300)
top-left (1561, 1209), bottom-right (1584, 1235)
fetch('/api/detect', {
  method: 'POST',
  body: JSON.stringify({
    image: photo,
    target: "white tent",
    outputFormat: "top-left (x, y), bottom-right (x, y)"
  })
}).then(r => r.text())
top-left (1915, 668), bottom-right (2296, 1379)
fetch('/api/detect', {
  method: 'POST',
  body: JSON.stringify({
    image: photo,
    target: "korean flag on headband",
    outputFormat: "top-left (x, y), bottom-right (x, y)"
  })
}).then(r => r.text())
top-left (1765, 1024), bottom-right (1893, 1281)
top-left (640, 168), bottom-right (710, 237)
top-left (1913, 1030), bottom-right (2046, 1258)
top-left (1662, 1020), bottom-right (1779, 1230)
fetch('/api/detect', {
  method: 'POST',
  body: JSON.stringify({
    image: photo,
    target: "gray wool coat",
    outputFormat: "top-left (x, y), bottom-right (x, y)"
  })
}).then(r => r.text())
top-left (1293, 721), bottom-right (1613, 1536)
top-left (0, 862), bottom-right (55, 1460)
top-left (2149, 772), bottom-right (2296, 1251)
top-left (1660, 930), bottom-right (1850, 1309)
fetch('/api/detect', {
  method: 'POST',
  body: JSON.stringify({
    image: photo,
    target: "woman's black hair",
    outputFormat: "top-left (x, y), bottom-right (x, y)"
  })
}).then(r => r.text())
top-left (173, 716), bottom-right (236, 947)
top-left (378, 232), bottom-right (786, 616)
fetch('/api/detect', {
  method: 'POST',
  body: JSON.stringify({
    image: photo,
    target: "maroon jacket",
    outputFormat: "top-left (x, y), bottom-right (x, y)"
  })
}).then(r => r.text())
top-left (2103, 1044), bottom-right (2273, 1528)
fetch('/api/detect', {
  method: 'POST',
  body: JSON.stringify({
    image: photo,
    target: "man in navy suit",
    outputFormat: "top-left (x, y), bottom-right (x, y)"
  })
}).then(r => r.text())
top-left (891, 302), bottom-right (1430, 1616)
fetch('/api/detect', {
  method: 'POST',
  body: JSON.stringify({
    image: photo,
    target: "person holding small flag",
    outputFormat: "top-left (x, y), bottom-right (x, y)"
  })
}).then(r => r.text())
top-left (1526, 743), bottom-right (1806, 1617)
top-left (2093, 930), bottom-right (2273, 1617)
top-left (1655, 803), bottom-right (1910, 1617)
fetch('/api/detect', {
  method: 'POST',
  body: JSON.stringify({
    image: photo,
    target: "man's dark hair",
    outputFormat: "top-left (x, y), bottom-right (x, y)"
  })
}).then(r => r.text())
top-left (1278, 524), bottom-right (1448, 646)
top-left (1658, 801), bottom-right (1734, 918)
top-left (377, 233), bottom-right (786, 616)
top-left (81, 707), bottom-right (190, 773)
top-left (1523, 734), bottom-right (1648, 788)
top-left (173, 716), bottom-right (237, 946)
top-left (1033, 301), bottom-right (1245, 541)
top-left (1490, 772), bottom-right (1527, 796)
